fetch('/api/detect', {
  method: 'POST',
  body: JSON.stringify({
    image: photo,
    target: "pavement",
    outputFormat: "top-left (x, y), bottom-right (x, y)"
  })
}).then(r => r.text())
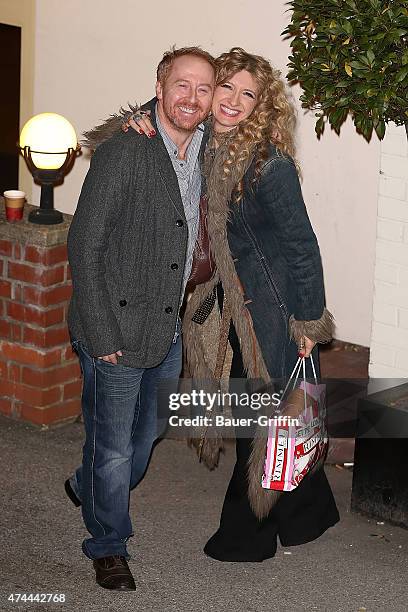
top-left (0, 415), bottom-right (407, 612)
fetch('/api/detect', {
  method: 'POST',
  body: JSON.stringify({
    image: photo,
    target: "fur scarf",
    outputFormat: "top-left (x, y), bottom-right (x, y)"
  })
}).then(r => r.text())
top-left (81, 104), bottom-right (140, 151)
top-left (183, 133), bottom-right (281, 520)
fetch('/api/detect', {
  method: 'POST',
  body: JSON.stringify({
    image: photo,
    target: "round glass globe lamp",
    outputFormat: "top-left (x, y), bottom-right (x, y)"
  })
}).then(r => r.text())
top-left (19, 113), bottom-right (79, 225)
top-left (20, 112), bottom-right (77, 169)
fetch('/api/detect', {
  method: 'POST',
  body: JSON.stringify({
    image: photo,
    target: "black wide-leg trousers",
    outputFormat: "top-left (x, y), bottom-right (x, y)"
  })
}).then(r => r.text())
top-left (204, 297), bottom-right (340, 562)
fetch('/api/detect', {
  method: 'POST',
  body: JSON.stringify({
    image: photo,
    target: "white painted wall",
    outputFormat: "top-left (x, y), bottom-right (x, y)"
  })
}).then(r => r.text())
top-left (370, 123), bottom-right (408, 378)
top-left (31, 0), bottom-right (382, 345)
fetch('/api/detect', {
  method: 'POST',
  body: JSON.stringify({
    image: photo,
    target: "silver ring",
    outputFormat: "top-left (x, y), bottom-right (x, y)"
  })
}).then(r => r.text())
top-left (131, 112), bottom-right (144, 122)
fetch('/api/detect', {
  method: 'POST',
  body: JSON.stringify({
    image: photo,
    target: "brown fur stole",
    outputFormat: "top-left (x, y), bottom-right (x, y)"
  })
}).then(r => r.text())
top-left (183, 134), bottom-right (282, 519)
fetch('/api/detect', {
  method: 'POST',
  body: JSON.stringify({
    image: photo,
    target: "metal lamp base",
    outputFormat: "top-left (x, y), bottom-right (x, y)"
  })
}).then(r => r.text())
top-left (28, 207), bottom-right (64, 225)
top-left (20, 146), bottom-right (79, 226)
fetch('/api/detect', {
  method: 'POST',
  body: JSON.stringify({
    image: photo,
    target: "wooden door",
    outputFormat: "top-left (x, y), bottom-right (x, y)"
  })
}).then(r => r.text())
top-left (0, 23), bottom-right (21, 195)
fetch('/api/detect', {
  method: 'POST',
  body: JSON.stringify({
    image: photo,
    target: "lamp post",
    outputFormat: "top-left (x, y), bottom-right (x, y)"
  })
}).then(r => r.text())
top-left (19, 113), bottom-right (79, 225)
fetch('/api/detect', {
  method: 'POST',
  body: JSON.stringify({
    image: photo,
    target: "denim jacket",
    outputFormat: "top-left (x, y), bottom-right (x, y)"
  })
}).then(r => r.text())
top-left (226, 146), bottom-right (326, 378)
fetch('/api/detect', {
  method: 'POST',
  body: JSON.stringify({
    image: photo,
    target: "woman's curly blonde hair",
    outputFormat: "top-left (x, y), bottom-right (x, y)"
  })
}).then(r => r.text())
top-left (214, 47), bottom-right (298, 199)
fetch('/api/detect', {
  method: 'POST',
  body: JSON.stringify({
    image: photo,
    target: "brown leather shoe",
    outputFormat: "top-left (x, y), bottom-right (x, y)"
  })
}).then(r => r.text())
top-left (93, 555), bottom-right (136, 591)
top-left (64, 479), bottom-right (81, 507)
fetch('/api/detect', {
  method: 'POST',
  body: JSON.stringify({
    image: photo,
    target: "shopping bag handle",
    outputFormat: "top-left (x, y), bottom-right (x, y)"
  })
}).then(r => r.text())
top-left (280, 353), bottom-right (318, 407)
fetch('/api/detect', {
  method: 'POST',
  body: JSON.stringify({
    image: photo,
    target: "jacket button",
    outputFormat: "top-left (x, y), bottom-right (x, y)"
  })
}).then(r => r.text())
top-left (119, 299), bottom-right (127, 307)
top-left (170, 263), bottom-right (178, 270)
top-left (176, 219), bottom-right (184, 227)
top-left (165, 306), bottom-right (173, 314)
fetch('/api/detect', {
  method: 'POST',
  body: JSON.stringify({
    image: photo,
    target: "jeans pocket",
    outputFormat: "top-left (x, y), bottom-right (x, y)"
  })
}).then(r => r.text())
top-left (95, 358), bottom-right (118, 368)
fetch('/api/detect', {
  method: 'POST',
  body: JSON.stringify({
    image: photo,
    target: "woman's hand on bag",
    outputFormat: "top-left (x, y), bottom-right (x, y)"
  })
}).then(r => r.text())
top-left (122, 110), bottom-right (155, 137)
top-left (298, 336), bottom-right (315, 358)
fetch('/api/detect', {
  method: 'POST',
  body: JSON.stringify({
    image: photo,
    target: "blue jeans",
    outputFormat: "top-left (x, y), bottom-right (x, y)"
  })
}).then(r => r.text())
top-left (70, 328), bottom-right (182, 560)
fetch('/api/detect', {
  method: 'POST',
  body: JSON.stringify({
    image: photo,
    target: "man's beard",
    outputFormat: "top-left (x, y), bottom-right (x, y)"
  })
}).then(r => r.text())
top-left (163, 99), bottom-right (205, 133)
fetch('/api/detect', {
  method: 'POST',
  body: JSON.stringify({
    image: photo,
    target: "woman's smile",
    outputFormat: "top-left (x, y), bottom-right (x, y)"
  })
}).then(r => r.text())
top-left (219, 104), bottom-right (240, 117)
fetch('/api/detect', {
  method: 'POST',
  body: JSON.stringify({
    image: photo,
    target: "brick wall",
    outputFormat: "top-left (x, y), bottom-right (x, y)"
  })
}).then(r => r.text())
top-left (369, 123), bottom-right (408, 377)
top-left (0, 204), bottom-right (81, 425)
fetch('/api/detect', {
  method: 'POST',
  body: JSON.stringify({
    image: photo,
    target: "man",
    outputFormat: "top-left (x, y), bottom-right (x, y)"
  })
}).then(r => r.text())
top-left (66, 47), bottom-right (215, 591)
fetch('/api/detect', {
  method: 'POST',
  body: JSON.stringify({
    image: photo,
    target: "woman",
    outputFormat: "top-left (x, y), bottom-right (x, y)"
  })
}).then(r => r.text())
top-left (96, 46), bottom-right (340, 562)
top-left (186, 48), bottom-right (340, 562)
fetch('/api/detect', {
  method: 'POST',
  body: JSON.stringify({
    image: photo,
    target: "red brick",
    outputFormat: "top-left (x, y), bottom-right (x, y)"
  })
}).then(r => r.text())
top-left (22, 286), bottom-right (42, 306)
top-left (38, 306), bottom-right (65, 327)
top-left (42, 348), bottom-right (63, 367)
top-left (0, 280), bottom-right (11, 298)
top-left (17, 403), bottom-right (44, 424)
top-left (13, 382), bottom-right (61, 407)
top-left (8, 321), bottom-right (21, 344)
top-left (7, 302), bottom-right (64, 328)
top-left (24, 246), bottom-right (43, 264)
top-left (0, 342), bottom-right (62, 367)
top-left (21, 367), bottom-right (52, 388)
top-left (19, 399), bottom-right (80, 425)
top-left (63, 345), bottom-right (77, 361)
top-left (0, 360), bottom-right (7, 379)
top-left (22, 327), bottom-right (46, 347)
top-left (23, 325), bottom-right (70, 348)
top-left (66, 264), bottom-right (72, 281)
top-left (0, 259), bottom-right (3, 275)
top-left (14, 243), bottom-right (22, 260)
top-left (12, 284), bottom-right (22, 301)
top-left (0, 398), bottom-right (12, 417)
top-left (52, 362), bottom-right (80, 384)
top-left (8, 261), bottom-right (36, 285)
top-left (8, 364), bottom-right (20, 382)
top-left (0, 320), bottom-right (11, 339)
top-left (63, 379), bottom-right (82, 400)
top-left (8, 262), bottom-right (65, 287)
top-left (55, 283), bottom-right (72, 302)
top-left (6, 302), bottom-right (25, 321)
top-left (0, 240), bottom-right (12, 256)
top-left (8, 262), bottom-right (38, 283)
top-left (0, 379), bottom-right (15, 397)
top-left (38, 265), bottom-right (66, 287)
top-left (11, 324), bottom-right (22, 342)
top-left (23, 284), bottom-right (72, 307)
top-left (25, 244), bottom-right (68, 266)
top-left (48, 245), bottom-right (68, 265)
top-left (22, 362), bottom-right (80, 388)
top-left (47, 325), bottom-right (70, 346)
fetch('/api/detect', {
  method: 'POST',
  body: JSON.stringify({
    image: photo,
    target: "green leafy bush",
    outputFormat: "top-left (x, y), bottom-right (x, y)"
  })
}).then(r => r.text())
top-left (282, 0), bottom-right (408, 141)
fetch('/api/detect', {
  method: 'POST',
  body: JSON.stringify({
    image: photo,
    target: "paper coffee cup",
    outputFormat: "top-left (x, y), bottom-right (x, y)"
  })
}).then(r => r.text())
top-left (3, 190), bottom-right (26, 221)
